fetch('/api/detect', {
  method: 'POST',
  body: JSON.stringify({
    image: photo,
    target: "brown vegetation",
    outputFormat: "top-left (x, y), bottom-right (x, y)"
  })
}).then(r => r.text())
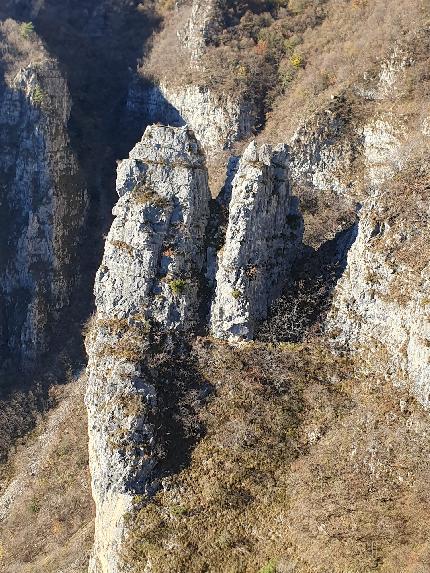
top-left (0, 377), bottom-right (93, 573)
top-left (143, 0), bottom-right (429, 142)
top-left (132, 183), bottom-right (171, 208)
top-left (0, 19), bottom-right (47, 81)
top-left (263, 0), bottom-right (430, 140)
top-left (123, 337), bottom-right (430, 572)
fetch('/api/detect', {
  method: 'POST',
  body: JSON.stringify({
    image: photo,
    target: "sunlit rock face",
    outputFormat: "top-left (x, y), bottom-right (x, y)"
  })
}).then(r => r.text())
top-left (210, 141), bottom-right (304, 340)
top-left (328, 112), bottom-right (430, 408)
top-left (85, 125), bottom-right (211, 573)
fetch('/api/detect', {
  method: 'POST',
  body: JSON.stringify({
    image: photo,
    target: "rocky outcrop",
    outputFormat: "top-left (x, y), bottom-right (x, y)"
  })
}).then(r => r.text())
top-left (362, 115), bottom-right (405, 187)
top-left (85, 125), bottom-right (211, 573)
top-left (210, 141), bottom-right (304, 340)
top-left (126, 78), bottom-right (256, 155)
top-left (290, 96), bottom-right (363, 195)
top-left (328, 106), bottom-right (430, 407)
top-left (125, 0), bottom-right (255, 157)
top-left (328, 199), bottom-right (430, 407)
top-left (179, 0), bottom-right (223, 62)
top-left (0, 50), bottom-right (87, 376)
top-left (86, 129), bottom-right (308, 569)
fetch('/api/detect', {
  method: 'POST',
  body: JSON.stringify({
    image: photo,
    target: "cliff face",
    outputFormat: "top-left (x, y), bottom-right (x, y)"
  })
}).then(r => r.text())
top-left (290, 97), bottom-right (363, 196)
top-left (0, 33), bottom-right (87, 378)
top-left (211, 141), bottom-right (303, 340)
top-left (0, 2), bottom-right (429, 572)
top-left (85, 126), bottom-right (305, 570)
top-left (325, 47), bottom-right (430, 407)
top-left (179, 0), bottom-right (223, 62)
top-left (128, 80), bottom-right (255, 155)
top-left (329, 199), bottom-right (430, 407)
top-left (327, 114), bottom-right (430, 407)
top-left (85, 125), bottom-right (211, 573)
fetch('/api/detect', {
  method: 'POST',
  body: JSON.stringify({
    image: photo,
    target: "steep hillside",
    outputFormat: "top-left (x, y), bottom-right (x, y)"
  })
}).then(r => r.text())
top-left (0, 376), bottom-right (93, 573)
top-left (124, 339), bottom-right (430, 573)
top-left (0, 1), bottom-right (429, 572)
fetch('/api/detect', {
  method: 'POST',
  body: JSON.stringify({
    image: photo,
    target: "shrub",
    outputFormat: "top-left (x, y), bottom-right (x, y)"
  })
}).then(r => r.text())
top-left (29, 498), bottom-right (40, 514)
top-left (289, 52), bottom-right (303, 68)
top-left (259, 560), bottom-right (277, 573)
top-left (97, 323), bottom-right (149, 363)
top-left (169, 278), bottom-right (187, 296)
top-left (111, 240), bottom-right (134, 255)
top-left (20, 22), bottom-right (35, 39)
top-left (32, 85), bottom-right (45, 106)
top-left (132, 184), bottom-right (170, 209)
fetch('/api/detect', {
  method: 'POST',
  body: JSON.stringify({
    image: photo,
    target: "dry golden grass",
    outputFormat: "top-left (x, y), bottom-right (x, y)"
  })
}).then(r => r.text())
top-left (122, 338), bottom-right (430, 573)
top-left (0, 377), bottom-right (94, 573)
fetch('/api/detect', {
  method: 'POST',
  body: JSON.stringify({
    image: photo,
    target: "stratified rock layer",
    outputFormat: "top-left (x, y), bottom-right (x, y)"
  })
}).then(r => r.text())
top-left (85, 125), bottom-right (211, 573)
top-left (210, 141), bottom-right (304, 340)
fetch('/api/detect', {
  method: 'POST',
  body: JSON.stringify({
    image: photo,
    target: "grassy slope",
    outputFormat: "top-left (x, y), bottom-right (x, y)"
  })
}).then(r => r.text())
top-left (124, 339), bottom-right (430, 573)
top-left (0, 377), bottom-right (93, 573)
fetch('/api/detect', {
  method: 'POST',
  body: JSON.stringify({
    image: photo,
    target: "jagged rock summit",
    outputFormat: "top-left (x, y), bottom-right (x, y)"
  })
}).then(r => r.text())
top-left (85, 126), bottom-right (305, 571)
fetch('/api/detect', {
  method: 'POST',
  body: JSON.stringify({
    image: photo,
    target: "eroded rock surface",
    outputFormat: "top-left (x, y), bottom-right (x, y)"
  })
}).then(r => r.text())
top-left (290, 96), bottom-right (363, 196)
top-left (179, 0), bottom-right (223, 62)
top-left (329, 199), bottom-right (430, 408)
top-left (85, 125), bottom-right (211, 573)
top-left (127, 79), bottom-right (256, 156)
top-left (328, 111), bottom-right (430, 407)
top-left (0, 53), bottom-right (87, 376)
top-left (210, 141), bottom-right (304, 340)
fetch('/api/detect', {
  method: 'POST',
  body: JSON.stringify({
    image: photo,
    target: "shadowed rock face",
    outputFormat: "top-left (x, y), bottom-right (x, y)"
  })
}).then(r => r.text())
top-left (0, 55), bottom-right (87, 382)
top-left (210, 141), bottom-right (304, 340)
top-left (85, 125), bottom-right (211, 573)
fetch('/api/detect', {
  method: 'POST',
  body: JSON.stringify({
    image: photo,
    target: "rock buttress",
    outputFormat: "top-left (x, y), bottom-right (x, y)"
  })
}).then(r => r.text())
top-left (85, 125), bottom-right (211, 573)
top-left (0, 47), bottom-right (87, 378)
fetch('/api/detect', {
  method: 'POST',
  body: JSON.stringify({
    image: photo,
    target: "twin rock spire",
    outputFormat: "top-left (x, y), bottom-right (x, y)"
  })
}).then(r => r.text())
top-left (85, 124), bottom-right (303, 572)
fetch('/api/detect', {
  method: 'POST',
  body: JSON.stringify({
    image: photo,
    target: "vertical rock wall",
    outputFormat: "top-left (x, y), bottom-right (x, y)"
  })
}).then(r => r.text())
top-left (179, 0), bottom-right (223, 62)
top-left (0, 58), bottom-right (87, 377)
top-left (85, 125), bottom-right (211, 573)
top-left (328, 111), bottom-right (430, 407)
top-left (210, 141), bottom-right (304, 340)
top-left (127, 80), bottom-right (256, 155)
top-left (125, 0), bottom-right (256, 158)
top-left (329, 202), bottom-right (430, 407)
